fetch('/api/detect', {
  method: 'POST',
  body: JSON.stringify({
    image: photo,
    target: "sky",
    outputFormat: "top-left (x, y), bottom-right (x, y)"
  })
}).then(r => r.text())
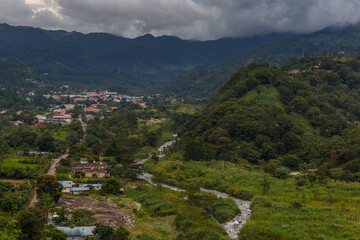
top-left (0, 0), bottom-right (360, 40)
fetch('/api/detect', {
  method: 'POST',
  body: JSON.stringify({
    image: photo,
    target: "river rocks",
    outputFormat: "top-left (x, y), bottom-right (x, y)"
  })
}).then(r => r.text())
top-left (138, 139), bottom-right (252, 240)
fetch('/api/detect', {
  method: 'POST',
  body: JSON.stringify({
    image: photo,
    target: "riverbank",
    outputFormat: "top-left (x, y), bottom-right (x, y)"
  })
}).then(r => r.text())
top-left (138, 140), bottom-right (252, 239)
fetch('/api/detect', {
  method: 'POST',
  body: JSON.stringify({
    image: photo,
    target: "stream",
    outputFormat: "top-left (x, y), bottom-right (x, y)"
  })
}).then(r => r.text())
top-left (137, 138), bottom-right (252, 239)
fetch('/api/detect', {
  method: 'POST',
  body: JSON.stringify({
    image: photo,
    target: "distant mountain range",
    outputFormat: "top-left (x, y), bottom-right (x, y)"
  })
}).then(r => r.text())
top-left (0, 23), bottom-right (290, 93)
top-left (167, 23), bottom-right (360, 97)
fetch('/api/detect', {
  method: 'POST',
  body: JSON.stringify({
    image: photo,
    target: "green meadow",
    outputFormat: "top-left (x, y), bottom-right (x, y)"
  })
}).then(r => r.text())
top-left (144, 159), bottom-right (360, 240)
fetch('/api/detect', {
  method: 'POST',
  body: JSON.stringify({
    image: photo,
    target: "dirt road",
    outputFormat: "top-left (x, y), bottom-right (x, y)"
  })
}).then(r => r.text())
top-left (29, 151), bottom-right (69, 208)
top-left (29, 116), bottom-right (86, 208)
top-left (47, 152), bottom-right (69, 176)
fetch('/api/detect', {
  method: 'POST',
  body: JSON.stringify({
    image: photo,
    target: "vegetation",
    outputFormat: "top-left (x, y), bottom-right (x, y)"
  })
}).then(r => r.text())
top-left (168, 23), bottom-right (360, 98)
top-left (145, 159), bottom-right (360, 239)
top-left (173, 57), bottom-right (360, 182)
top-left (127, 185), bottom-right (230, 240)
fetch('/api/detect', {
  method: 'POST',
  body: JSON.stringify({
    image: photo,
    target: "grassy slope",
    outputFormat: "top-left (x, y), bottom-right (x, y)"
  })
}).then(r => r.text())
top-left (122, 185), bottom-right (230, 240)
top-left (145, 159), bottom-right (360, 240)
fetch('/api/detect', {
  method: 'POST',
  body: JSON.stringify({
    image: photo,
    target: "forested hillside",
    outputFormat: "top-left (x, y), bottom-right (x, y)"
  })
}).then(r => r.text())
top-left (0, 24), bottom-right (289, 92)
top-left (168, 23), bottom-right (360, 98)
top-left (175, 56), bottom-right (360, 181)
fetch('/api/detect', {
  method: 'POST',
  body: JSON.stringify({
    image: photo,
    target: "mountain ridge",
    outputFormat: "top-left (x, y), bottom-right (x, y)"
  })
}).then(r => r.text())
top-left (0, 23), bottom-right (291, 93)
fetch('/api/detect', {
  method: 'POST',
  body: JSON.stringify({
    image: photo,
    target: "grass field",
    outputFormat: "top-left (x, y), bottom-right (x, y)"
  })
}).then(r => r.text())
top-left (144, 159), bottom-right (360, 240)
top-left (1, 155), bottom-right (38, 169)
top-left (239, 85), bottom-right (283, 108)
top-left (124, 185), bottom-right (230, 240)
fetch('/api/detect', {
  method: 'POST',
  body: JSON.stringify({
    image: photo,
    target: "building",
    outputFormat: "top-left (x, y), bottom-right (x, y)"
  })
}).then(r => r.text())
top-left (83, 107), bottom-right (101, 113)
top-left (71, 186), bottom-right (90, 195)
top-left (58, 181), bottom-right (103, 194)
top-left (59, 181), bottom-right (76, 193)
top-left (37, 115), bottom-right (47, 124)
top-left (52, 115), bottom-right (72, 124)
top-left (80, 158), bottom-right (88, 164)
top-left (73, 162), bottom-right (109, 178)
top-left (56, 226), bottom-right (96, 240)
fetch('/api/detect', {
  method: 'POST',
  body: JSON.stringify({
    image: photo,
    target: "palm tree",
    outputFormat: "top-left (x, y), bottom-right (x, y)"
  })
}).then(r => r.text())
top-left (36, 193), bottom-right (57, 222)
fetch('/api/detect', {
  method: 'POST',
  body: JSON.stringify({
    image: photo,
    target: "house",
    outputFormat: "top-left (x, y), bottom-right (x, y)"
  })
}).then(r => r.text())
top-left (71, 186), bottom-right (90, 195)
top-left (59, 181), bottom-right (76, 193)
top-left (58, 181), bottom-right (102, 194)
top-left (83, 107), bottom-right (101, 113)
top-left (12, 120), bottom-right (24, 126)
top-left (56, 226), bottom-right (96, 240)
top-left (73, 162), bottom-right (109, 178)
top-left (288, 69), bottom-right (300, 74)
top-left (37, 115), bottom-right (47, 124)
top-left (91, 184), bottom-right (103, 190)
top-left (80, 158), bottom-right (88, 164)
top-left (53, 115), bottom-right (72, 124)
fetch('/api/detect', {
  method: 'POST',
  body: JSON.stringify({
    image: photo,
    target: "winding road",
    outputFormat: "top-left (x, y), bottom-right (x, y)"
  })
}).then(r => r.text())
top-left (29, 116), bottom-right (86, 208)
top-left (138, 138), bottom-right (252, 239)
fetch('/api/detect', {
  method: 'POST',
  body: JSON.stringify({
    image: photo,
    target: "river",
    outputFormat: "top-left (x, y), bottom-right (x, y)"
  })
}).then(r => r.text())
top-left (138, 138), bottom-right (252, 239)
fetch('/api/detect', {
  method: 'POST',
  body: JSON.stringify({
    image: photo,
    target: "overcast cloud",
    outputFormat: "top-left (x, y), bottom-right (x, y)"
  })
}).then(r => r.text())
top-left (1, 0), bottom-right (360, 40)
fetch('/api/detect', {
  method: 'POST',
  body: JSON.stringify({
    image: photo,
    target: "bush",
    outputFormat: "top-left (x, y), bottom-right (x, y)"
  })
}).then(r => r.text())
top-left (137, 233), bottom-right (156, 240)
top-left (233, 189), bottom-right (253, 200)
top-left (212, 198), bottom-right (241, 223)
top-left (274, 167), bottom-right (290, 179)
top-left (102, 178), bottom-right (122, 195)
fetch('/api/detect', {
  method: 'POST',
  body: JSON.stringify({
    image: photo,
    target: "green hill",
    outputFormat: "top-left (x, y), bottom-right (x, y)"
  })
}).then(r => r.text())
top-left (176, 56), bottom-right (360, 181)
top-left (0, 23), bottom-right (289, 92)
top-left (167, 23), bottom-right (360, 98)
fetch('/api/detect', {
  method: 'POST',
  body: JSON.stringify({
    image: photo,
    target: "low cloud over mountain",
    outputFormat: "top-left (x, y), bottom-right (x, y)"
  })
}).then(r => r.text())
top-left (1, 0), bottom-right (360, 40)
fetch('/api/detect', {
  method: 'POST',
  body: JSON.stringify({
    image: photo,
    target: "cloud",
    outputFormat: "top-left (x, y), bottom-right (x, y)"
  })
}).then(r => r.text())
top-left (1, 0), bottom-right (360, 40)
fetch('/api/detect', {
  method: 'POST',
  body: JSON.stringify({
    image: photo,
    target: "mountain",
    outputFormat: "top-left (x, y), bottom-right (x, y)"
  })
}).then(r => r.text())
top-left (168, 23), bottom-right (360, 98)
top-left (0, 23), bottom-right (290, 92)
top-left (176, 56), bottom-right (360, 181)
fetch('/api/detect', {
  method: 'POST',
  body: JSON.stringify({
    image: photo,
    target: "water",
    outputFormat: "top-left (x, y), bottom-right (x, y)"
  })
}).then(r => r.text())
top-left (138, 137), bottom-right (252, 239)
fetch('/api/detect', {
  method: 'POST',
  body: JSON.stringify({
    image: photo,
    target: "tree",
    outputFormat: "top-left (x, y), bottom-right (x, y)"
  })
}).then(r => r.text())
top-left (275, 167), bottom-right (291, 179)
top-left (72, 209), bottom-right (95, 226)
top-left (36, 174), bottom-right (63, 203)
top-left (183, 137), bottom-right (205, 161)
top-left (17, 209), bottom-right (45, 240)
top-left (260, 175), bottom-right (271, 194)
top-left (0, 217), bottom-right (21, 240)
top-left (102, 178), bottom-right (122, 195)
top-left (36, 193), bottom-right (57, 221)
top-left (0, 191), bottom-right (29, 214)
top-left (93, 225), bottom-right (115, 240)
top-left (35, 132), bottom-right (55, 152)
top-left (125, 111), bottom-right (138, 134)
top-left (115, 226), bottom-right (130, 240)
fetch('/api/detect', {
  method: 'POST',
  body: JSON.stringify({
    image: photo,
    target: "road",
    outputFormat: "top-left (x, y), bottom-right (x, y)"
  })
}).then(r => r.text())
top-left (78, 115), bottom-right (87, 141)
top-left (30, 115), bottom-right (86, 208)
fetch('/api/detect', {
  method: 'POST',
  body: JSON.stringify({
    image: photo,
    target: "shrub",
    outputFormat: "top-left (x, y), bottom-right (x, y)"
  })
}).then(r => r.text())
top-left (233, 189), bottom-right (253, 200)
top-left (137, 233), bottom-right (156, 240)
top-left (213, 198), bottom-right (241, 223)
top-left (274, 167), bottom-right (290, 179)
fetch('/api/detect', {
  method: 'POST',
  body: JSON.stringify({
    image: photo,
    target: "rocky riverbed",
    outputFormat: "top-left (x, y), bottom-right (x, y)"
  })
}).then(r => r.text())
top-left (138, 138), bottom-right (252, 239)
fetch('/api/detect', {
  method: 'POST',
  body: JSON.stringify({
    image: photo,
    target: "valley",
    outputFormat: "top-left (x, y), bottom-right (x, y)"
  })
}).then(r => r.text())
top-left (2, 16), bottom-right (360, 240)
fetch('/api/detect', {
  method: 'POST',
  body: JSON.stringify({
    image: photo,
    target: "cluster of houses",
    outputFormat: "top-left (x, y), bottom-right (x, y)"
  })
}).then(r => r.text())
top-left (35, 104), bottom-right (75, 124)
top-left (58, 181), bottom-right (103, 195)
top-left (43, 90), bottom-right (150, 109)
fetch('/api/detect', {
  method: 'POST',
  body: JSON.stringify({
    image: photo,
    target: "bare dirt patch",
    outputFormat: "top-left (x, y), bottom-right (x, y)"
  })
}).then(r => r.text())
top-left (58, 196), bottom-right (136, 228)
top-left (0, 179), bottom-right (29, 185)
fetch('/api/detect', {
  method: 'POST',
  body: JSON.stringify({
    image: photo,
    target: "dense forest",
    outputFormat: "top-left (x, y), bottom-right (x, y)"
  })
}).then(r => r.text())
top-left (173, 55), bottom-right (360, 181)
top-left (0, 24), bottom-right (289, 92)
top-left (167, 23), bottom-right (360, 98)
